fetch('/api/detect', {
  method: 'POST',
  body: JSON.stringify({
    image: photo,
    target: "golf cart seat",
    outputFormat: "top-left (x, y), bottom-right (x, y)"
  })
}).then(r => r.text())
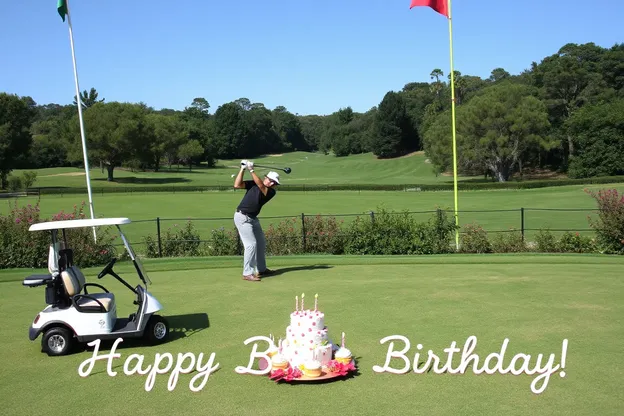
top-left (61, 266), bottom-right (116, 313)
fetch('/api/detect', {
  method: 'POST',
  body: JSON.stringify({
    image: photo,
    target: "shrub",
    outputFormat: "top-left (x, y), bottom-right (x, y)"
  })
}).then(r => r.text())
top-left (556, 232), bottom-right (596, 253)
top-left (4, 171), bottom-right (37, 192)
top-left (412, 209), bottom-right (457, 254)
top-left (0, 201), bottom-right (49, 268)
top-left (158, 221), bottom-right (203, 257)
top-left (585, 188), bottom-right (624, 254)
top-left (534, 229), bottom-right (559, 252)
top-left (459, 223), bottom-right (492, 253)
top-left (143, 235), bottom-right (160, 257)
top-left (344, 208), bottom-right (457, 255)
top-left (264, 217), bottom-right (302, 255)
top-left (144, 221), bottom-right (204, 258)
top-left (0, 201), bottom-right (116, 269)
top-left (344, 209), bottom-right (415, 255)
top-left (490, 229), bottom-right (527, 253)
top-left (7, 175), bottom-right (22, 192)
top-left (22, 171), bottom-right (38, 189)
top-left (207, 227), bottom-right (239, 256)
top-left (303, 215), bottom-right (345, 255)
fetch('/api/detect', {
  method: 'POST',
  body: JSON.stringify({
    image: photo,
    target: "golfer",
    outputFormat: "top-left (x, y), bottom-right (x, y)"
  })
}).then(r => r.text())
top-left (233, 160), bottom-right (280, 281)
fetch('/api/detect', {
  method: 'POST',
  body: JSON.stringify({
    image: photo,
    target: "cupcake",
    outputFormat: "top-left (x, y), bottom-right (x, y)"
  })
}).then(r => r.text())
top-left (271, 353), bottom-right (289, 370)
top-left (267, 344), bottom-right (279, 358)
top-left (303, 360), bottom-right (322, 377)
top-left (334, 347), bottom-right (352, 364)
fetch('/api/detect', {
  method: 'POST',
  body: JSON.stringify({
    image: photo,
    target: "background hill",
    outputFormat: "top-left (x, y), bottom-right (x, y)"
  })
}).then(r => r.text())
top-left (2, 42), bottom-right (623, 192)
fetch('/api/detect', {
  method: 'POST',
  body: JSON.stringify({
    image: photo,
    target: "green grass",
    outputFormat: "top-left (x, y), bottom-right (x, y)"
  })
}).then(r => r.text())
top-left (13, 151), bottom-right (486, 188)
top-left (1, 254), bottom-right (623, 415)
top-left (3, 183), bottom-right (624, 245)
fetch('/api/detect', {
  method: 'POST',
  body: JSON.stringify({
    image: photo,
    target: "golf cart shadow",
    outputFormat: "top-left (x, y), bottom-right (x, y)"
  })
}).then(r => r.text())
top-left (79, 312), bottom-right (210, 352)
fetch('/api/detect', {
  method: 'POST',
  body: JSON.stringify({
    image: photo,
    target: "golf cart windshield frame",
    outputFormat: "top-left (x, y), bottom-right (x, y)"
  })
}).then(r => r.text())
top-left (29, 218), bottom-right (150, 286)
top-left (116, 225), bottom-right (151, 286)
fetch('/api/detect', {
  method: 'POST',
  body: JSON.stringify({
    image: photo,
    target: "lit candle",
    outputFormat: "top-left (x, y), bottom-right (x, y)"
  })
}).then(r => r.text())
top-left (315, 293), bottom-right (318, 311)
top-left (301, 293), bottom-right (305, 311)
top-left (342, 332), bottom-right (345, 348)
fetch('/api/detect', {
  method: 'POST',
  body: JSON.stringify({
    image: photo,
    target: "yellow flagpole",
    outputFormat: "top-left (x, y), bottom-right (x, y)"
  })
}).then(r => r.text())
top-left (447, 0), bottom-right (460, 250)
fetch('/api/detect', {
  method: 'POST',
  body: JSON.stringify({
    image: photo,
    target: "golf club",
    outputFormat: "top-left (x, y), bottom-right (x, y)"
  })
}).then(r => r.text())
top-left (253, 164), bottom-right (292, 174)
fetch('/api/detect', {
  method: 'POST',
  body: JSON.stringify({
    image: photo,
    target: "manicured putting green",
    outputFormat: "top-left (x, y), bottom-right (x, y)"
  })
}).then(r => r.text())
top-left (0, 254), bottom-right (622, 415)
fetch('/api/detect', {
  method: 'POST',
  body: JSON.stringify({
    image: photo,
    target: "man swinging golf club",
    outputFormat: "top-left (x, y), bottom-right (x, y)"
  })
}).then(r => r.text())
top-left (233, 159), bottom-right (281, 281)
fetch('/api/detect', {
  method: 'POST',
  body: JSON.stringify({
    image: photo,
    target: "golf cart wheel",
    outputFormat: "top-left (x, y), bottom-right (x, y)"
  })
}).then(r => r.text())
top-left (145, 315), bottom-right (169, 344)
top-left (42, 327), bottom-right (74, 357)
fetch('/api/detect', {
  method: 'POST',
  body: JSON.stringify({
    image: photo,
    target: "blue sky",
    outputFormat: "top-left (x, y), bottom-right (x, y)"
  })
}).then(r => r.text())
top-left (1, 0), bottom-right (622, 116)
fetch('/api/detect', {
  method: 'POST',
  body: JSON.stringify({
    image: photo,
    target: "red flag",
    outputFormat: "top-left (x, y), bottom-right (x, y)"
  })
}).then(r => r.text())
top-left (410, 0), bottom-right (449, 18)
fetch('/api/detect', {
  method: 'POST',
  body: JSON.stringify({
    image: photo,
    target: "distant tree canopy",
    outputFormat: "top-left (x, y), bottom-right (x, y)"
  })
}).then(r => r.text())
top-left (1, 42), bottom-right (622, 187)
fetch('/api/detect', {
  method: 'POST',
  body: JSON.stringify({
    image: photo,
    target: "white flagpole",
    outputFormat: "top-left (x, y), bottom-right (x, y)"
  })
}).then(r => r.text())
top-left (65, 0), bottom-right (97, 241)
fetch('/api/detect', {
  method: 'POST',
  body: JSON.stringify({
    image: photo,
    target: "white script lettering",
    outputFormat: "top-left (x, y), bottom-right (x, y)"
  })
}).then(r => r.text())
top-left (234, 336), bottom-right (273, 375)
top-left (372, 335), bottom-right (568, 394)
top-left (77, 338), bottom-right (220, 392)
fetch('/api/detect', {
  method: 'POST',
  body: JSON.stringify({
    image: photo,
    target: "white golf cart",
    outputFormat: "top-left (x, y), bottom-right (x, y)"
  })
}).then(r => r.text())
top-left (22, 217), bottom-right (169, 356)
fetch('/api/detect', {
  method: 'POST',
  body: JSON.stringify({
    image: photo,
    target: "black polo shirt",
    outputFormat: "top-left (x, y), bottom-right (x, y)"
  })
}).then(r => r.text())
top-left (236, 180), bottom-right (276, 218)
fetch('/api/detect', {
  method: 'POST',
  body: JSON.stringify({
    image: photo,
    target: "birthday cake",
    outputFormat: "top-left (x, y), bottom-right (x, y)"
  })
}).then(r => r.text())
top-left (272, 293), bottom-right (353, 377)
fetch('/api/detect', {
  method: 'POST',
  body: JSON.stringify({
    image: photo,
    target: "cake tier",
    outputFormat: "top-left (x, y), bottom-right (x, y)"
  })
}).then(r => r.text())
top-left (286, 324), bottom-right (328, 347)
top-left (282, 343), bottom-right (333, 368)
top-left (290, 309), bottom-right (324, 331)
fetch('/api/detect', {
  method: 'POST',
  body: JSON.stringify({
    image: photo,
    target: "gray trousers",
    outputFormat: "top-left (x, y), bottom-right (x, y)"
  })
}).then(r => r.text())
top-left (234, 211), bottom-right (267, 276)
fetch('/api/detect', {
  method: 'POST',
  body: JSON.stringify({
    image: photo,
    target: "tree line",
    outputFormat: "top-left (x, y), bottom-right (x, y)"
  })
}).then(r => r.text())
top-left (1, 41), bottom-right (622, 187)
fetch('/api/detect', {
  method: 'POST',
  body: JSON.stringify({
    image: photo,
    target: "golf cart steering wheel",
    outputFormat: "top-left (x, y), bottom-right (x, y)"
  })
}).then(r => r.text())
top-left (98, 258), bottom-right (117, 279)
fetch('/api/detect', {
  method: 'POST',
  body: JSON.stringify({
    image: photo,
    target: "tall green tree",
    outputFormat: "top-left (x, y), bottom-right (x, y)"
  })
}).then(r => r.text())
top-left (488, 68), bottom-right (511, 83)
top-left (370, 91), bottom-right (414, 158)
top-left (180, 98), bottom-right (215, 167)
top-left (533, 43), bottom-right (607, 165)
top-left (424, 83), bottom-right (553, 181)
top-left (177, 139), bottom-right (204, 171)
top-left (73, 87), bottom-right (104, 109)
top-left (212, 102), bottom-right (248, 158)
top-left (0, 93), bottom-right (34, 188)
top-left (298, 115), bottom-right (324, 151)
top-left (68, 102), bottom-right (151, 181)
top-left (243, 103), bottom-right (278, 155)
top-left (145, 113), bottom-right (188, 171)
top-left (566, 99), bottom-right (624, 178)
top-left (272, 106), bottom-right (307, 152)
top-left (463, 84), bottom-right (552, 181)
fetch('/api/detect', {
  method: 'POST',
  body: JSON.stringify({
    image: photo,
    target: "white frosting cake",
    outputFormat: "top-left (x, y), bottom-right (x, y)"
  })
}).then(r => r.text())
top-left (278, 297), bottom-right (336, 368)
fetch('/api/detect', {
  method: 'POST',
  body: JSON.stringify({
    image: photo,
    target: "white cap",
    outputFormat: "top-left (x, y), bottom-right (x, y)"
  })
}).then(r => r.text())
top-left (266, 171), bottom-right (280, 185)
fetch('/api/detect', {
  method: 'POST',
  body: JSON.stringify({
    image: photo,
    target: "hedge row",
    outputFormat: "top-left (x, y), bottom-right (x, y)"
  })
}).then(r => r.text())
top-left (138, 196), bottom-right (623, 258)
top-left (2, 189), bottom-right (622, 269)
top-left (23, 175), bottom-right (624, 195)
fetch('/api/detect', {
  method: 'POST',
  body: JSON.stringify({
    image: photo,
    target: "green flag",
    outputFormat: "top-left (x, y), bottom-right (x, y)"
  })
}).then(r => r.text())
top-left (58, 0), bottom-right (68, 22)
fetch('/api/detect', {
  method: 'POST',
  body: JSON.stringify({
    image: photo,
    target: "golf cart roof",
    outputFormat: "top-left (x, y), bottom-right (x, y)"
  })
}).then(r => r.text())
top-left (29, 217), bottom-right (132, 232)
